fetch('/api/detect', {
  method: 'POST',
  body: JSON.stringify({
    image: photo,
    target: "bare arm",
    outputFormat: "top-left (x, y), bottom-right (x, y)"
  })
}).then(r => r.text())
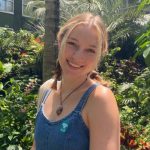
top-left (88, 86), bottom-right (120, 150)
top-left (31, 140), bottom-right (36, 150)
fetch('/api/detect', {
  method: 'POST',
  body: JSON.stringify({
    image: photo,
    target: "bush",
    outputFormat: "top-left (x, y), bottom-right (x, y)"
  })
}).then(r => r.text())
top-left (0, 28), bottom-right (43, 149)
top-left (117, 68), bottom-right (150, 150)
top-left (100, 47), bottom-right (150, 150)
top-left (0, 78), bottom-right (37, 149)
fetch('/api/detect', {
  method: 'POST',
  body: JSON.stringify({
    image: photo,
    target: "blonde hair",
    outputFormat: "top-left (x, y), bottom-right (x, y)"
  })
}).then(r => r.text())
top-left (51, 12), bottom-right (109, 89)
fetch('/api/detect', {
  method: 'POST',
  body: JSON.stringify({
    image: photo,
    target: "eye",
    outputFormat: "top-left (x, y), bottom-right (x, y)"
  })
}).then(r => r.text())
top-left (87, 49), bottom-right (96, 53)
top-left (67, 41), bottom-right (76, 46)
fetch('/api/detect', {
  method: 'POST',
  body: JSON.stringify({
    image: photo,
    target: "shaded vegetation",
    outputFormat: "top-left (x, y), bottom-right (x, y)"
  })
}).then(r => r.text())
top-left (0, 0), bottom-right (150, 149)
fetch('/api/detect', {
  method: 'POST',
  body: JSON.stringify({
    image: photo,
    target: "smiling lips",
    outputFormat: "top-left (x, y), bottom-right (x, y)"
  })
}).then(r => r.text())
top-left (67, 59), bottom-right (84, 69)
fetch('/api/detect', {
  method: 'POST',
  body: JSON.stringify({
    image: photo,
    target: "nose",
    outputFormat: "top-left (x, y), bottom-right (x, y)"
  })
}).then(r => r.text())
top-left (72, 48), bottom-right (85, 63)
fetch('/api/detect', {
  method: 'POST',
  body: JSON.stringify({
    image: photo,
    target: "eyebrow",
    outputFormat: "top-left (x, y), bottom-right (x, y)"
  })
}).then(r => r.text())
top-left (89, 45), bottom-right (97, 49)
top-left (68, 37), bottom-right (78, 42)
top-left (68, 37), bottom-right (97, 49)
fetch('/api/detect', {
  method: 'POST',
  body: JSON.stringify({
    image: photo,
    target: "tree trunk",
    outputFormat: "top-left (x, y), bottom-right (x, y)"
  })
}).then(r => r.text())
top-left (43, 0), bottom-right (60, 82)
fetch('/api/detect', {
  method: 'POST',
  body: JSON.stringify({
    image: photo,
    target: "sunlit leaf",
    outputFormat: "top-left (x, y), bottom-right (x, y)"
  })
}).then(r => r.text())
top-left (143, 47), bottom-right (150, 67)
top-left (3, 63), bottom-right (13, 74)
top-left (0, 82), bottom-right (3, 90)
top-left (0, 61), bottom-right (4, 73)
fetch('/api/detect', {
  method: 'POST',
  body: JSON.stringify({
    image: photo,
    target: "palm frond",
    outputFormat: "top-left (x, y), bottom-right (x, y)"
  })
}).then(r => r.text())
top-left (25, 0), bottom-right (45, 21)
top-left (34, 7), bottom-right (45, 18)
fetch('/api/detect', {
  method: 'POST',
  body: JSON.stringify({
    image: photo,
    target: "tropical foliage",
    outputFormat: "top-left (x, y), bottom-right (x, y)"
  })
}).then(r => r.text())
top-left (0, 28), bottom-right (42, 149)
top-left (100, 47), bottom-right (150, 150)
top-left (0, 0), bottom-right (150, 149)
top-left (25, 0), bottom-right (45, 24)
top-left (133, 24), bottom-right (150, 68)
top-left (26, 0), bottom-right (147, 46)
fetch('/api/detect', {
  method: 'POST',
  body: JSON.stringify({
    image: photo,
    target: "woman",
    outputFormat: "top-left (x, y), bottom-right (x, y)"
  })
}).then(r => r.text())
top-left (31, 12), bottom-right (120, 150)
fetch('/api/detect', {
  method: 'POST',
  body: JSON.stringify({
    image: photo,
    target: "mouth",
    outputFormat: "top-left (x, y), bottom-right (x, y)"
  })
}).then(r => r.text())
top-left (66, 59), bottom-right (84, 69)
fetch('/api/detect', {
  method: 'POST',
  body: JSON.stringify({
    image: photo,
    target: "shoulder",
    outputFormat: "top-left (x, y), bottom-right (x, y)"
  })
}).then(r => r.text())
top-left (38, 78), bottom-right (55, 96)
top-left (40, 78), bottom-right (54, 90)
top-left (36, 78), bottom-right (54, 110)
top-left (39, 78), bottom-right (54, 98)
top-left (87, 84), bottom-right (119, 125)
top-left (89, 84), bottom-right (117, 109)
top-left (87, 84), bottom-right (120, 150)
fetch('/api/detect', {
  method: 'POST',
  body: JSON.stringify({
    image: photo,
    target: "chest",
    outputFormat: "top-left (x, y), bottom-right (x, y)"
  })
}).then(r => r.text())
top-left (34, 109), bottom-right (89, 150)
top-left (43, 90), bottom-right (89, 125)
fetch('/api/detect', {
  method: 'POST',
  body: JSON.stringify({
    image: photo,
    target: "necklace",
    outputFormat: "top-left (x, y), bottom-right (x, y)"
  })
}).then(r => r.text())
top-left (56, 78), bottom-right (87, 115)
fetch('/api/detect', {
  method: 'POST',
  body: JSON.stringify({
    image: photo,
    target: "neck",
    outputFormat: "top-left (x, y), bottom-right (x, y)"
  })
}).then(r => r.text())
top-left (60, 75), bottom-right (87, 94)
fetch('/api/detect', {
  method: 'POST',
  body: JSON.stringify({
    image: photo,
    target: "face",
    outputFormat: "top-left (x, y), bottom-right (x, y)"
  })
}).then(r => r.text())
top-left (58, 24), bottom-right (100, 79)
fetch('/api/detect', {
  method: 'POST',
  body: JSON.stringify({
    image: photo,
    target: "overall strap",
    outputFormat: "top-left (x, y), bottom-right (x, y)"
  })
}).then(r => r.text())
top-left (42, 89), bottom-right (51, 104)
top-left (75, 84), bottom-right (98, 113)
top-left (37, 89), bottom-right (51, 113)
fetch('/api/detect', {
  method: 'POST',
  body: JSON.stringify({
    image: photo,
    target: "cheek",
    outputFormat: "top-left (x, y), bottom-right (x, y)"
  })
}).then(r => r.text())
top-left (85, 57), bottom-right (97, 70)
top-left (58, 46), bottom-right (67, 58)
top-left (89, 55), bottom-right (99, 69)
top-left (65, 45), bottom-right (76, 56)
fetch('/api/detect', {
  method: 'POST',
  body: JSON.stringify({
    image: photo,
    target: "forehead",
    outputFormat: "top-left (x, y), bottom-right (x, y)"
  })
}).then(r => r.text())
top-left (68, 24), bottom-right (99, 46)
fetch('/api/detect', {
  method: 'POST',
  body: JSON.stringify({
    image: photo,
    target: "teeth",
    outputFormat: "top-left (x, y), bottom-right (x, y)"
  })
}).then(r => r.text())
top-left (68, 60), bottom-right (81, 68)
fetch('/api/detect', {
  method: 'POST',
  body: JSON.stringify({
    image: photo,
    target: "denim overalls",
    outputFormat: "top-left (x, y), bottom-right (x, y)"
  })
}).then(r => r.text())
top-left (34, 84), bottom-right (98, 150)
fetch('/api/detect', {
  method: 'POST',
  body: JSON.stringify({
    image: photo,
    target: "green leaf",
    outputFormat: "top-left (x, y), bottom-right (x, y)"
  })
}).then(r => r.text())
top-left (7, 145), bottom-right (16, 150)
top-left (0, 133), bottom-right (4, 138)
top-left (10, 78), bottom-right (15, 84)
top-left (0, 61), bottom-right (4, 73)
top-left (3, 63), bottom-right (13, 73)
top-left (0, 82), bottom-right (3, 90)
top-left (18, 146), bottom-right (23, 150)
top-left (143, 47), bottom-right (150, 67)
top-left (12, 131), bottom-right (20, 135)
top-left (8, 135), bottom-right (13, 140)
top-left (7, 145), bottom-right (22, 150)
top-left (140, 41), bottom-right (150, 49)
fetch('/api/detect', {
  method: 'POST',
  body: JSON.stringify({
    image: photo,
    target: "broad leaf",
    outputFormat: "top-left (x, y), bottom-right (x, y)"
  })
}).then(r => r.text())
top-left (3, 63), bottom-right (13, 74)
top-left (0, 82), bottom-right (3, 90)
top-left (143, 47), bottom-right (150, 67)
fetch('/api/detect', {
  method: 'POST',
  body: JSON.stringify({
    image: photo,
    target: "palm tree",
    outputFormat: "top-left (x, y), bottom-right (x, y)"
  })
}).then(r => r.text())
top-left (25, 0), bottom-right (148, 81)
top-left (60, 0), bottom-right (147, 46)
top-left (43, 0), bottom-right (60, 81)
top-left (26, 0), bottom-right (148, 44)
top-left (26, 0), bottom-right (148, 46)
